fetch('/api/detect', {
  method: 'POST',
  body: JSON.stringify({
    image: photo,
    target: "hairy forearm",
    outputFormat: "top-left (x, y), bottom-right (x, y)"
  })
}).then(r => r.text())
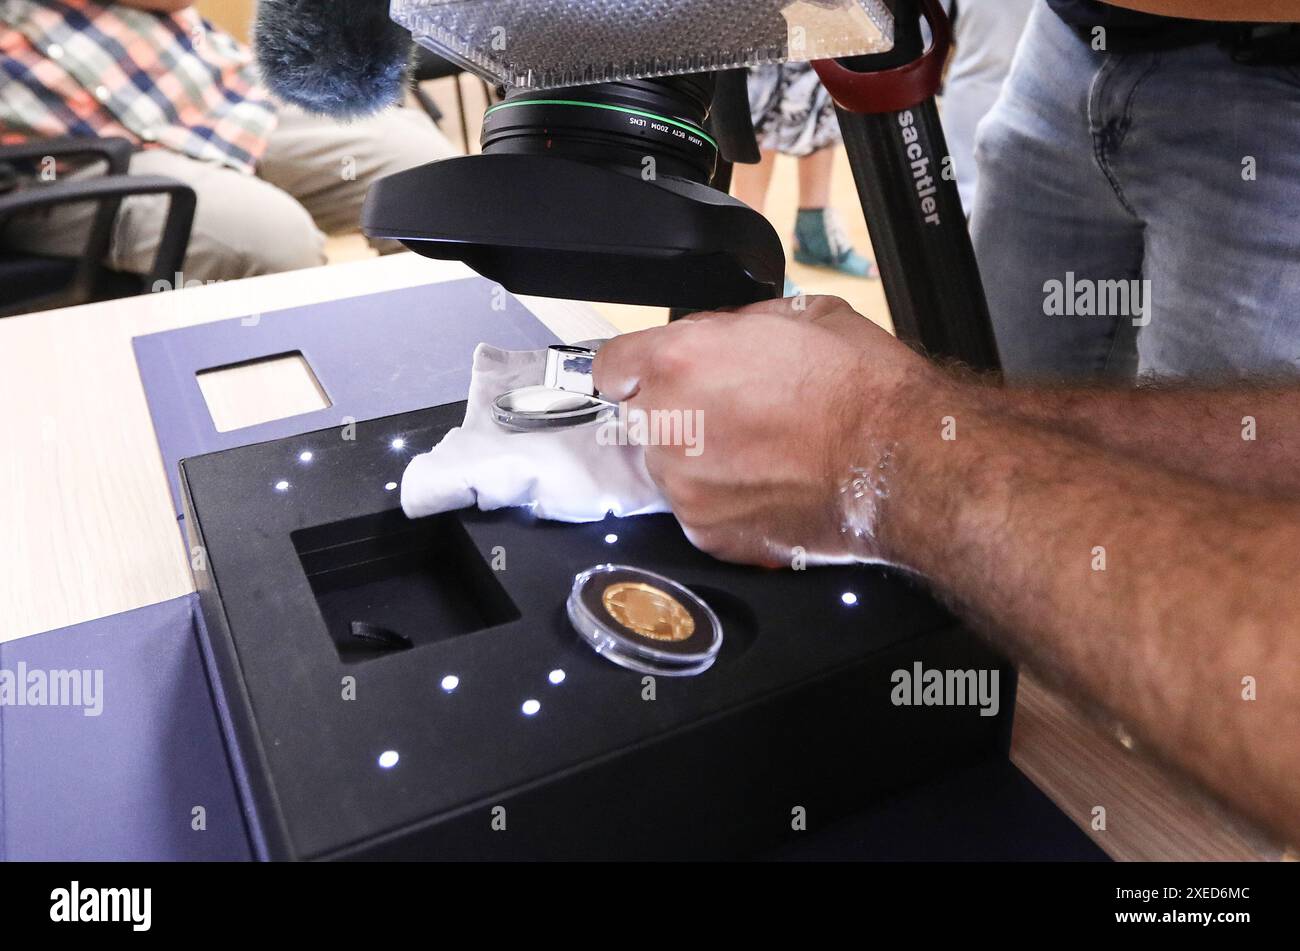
top-left (1107, 0), bottom-right (1297, 20)
top-left (985, 384), bottom-right (1300, 497)
top-left (868, 378), bottom-right (1300, 843)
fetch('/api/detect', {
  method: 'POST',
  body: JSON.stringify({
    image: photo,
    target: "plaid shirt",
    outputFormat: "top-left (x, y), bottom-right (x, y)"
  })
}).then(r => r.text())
top-left (0, 0), bottom-right (279, 174)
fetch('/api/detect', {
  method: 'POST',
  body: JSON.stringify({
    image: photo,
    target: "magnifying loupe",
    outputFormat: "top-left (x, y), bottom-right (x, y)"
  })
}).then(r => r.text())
top-left (492, 344), bottom-right (616, 432)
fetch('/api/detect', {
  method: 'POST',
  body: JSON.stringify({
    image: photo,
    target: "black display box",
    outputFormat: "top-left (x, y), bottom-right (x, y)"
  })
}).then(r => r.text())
top-left (181, 404), bottom-right (1015, 860)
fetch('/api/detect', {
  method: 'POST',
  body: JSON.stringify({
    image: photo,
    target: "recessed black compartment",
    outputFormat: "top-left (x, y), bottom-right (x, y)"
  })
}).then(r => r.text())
top-left (293, 509), bottom-right (519, 663)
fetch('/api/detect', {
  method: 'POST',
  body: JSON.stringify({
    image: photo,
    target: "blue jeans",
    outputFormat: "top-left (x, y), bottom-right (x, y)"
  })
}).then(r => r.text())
top-left (971, 4), bottom-right (1300, 381)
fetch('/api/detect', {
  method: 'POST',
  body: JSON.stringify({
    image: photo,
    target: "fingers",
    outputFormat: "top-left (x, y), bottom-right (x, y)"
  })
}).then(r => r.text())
top-left (782, 297), bottom-right (891, 351)
top-left (706, 299), bottom-right (802, 319)
top-left (592, 316), bottom-right (712, 401)
top-left (677, 519), bottom-right (789, 569)
top-left (594, 299), bottom-right (879, 407)
top-left (592, 326), bottom-right (655, 402)
top-left (709, 296), bottom-right (845, 320)
top-left (785, 295), bottom-right (853, 321)
top-left (712, 296), bottom-right (881, 342)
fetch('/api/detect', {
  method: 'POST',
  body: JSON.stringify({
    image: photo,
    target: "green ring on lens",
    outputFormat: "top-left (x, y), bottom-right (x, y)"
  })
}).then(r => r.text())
top-left (484, 98), bottom-right (719, 151)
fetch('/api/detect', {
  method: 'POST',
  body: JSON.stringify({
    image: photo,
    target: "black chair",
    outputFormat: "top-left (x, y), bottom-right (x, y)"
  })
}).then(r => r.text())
top-left (409, 46), bottom-right (496, 153)
top-left (0, 136), bottom-right (196, 317)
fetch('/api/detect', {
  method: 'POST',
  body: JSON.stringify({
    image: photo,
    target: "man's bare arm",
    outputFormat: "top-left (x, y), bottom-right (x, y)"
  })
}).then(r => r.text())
top-left (986, 384), bottom-right (1300, 497)
top-left (595, 298), bottom-right (1300, 845)
top-left (1107, 1), bottom-right (1296, 21)
top-left (875, 375), bottom-right (1300, 845)
top-left (766, 298), bottom-right (1300, 497)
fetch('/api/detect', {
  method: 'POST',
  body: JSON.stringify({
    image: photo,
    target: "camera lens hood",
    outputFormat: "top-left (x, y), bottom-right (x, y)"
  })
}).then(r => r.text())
top-left (362, 152), bottom-right (784, 309)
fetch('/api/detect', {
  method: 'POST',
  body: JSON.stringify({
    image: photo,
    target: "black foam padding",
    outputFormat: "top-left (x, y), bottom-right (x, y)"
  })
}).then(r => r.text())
top-left (766, 757), bottom-right (1110, 862)
top-left (182, 403), bottom-right (1016, 860)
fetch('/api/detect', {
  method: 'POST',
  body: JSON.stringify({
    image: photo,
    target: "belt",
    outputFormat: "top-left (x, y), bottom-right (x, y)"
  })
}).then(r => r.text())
top-left (1225, 22), bottom-right (1300, 65)
top-left (1072, 20), bottom-right (1300, 61)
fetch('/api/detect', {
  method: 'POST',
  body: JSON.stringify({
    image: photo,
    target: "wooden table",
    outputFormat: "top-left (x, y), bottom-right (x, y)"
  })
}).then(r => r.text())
top-left (0, 253), bottom-right (1282, 861)
top-left (0, 255), bottom-right (610, 643)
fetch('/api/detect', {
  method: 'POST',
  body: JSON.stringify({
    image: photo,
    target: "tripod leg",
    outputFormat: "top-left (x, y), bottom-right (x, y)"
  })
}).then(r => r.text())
top-left (818, 0), bottom-right (1001, 372)
top-left (836, 100), bottom-right (999, 371)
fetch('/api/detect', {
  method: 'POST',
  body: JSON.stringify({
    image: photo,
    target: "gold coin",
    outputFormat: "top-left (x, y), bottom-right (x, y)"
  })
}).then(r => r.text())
top-left (601, 582), bottom-right (696, 642)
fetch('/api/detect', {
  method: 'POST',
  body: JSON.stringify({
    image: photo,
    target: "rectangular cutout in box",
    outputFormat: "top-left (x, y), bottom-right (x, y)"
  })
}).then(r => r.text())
top-left (197, 351), bottom-right (331, 433)
top-left (292, 509), bottom-right (520, 663)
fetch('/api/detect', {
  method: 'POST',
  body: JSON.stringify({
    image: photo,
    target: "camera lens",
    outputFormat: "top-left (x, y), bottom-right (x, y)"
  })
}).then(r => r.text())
top-left (480, 75), bottom-right (720, 184)
top-left (364, 71), bottom-right (785, 309)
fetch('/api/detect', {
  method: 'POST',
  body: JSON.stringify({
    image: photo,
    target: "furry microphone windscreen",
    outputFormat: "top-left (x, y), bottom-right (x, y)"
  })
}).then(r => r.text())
top-left (254, 0), bottom-right (413, 118)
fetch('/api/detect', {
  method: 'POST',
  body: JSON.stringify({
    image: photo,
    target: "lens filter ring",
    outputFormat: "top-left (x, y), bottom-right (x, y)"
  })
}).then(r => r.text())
top-left (481, 78), bottom-right (719, 183)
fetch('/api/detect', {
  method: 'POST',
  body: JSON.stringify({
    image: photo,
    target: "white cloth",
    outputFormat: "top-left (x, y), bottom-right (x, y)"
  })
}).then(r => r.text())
top-left (401, 344), bottom-right (669, 522)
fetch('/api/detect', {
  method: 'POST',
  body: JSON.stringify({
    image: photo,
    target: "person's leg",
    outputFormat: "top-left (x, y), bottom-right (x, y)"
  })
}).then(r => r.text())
top-left (940, 0), bottom-right (1035, 213)
top-left (1112, 46), bottom-right (1300, 380)
top-left (730, 148), bottom-right (778, 214)
top-left (795, 144), bottom-right (835, 209)
top-left (0, 149), bottom-right (326, 281)
top-left (791, 165), bottom-right (876, 280)
top-left (257, 104), bottom-right (456, 249)
top-left (971, 3), bottom-right (1146, 381)
top-left (791, 145), bottom-right (874, 278)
